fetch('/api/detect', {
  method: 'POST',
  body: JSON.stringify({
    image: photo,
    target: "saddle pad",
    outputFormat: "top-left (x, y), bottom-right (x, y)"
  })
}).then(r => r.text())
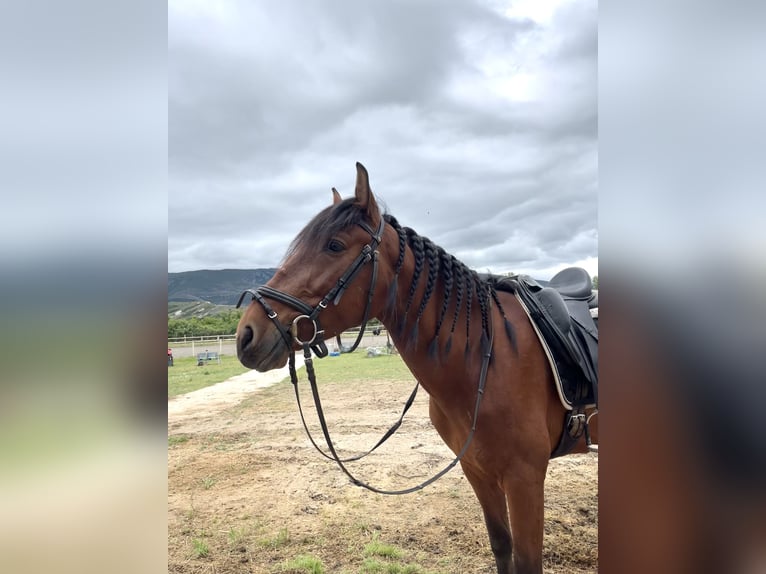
top-left (493, 275), bottom-right (598, 410)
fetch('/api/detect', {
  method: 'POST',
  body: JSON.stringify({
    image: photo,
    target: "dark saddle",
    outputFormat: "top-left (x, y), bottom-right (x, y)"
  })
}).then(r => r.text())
top-left (492, 267), bottom-right (598, 409)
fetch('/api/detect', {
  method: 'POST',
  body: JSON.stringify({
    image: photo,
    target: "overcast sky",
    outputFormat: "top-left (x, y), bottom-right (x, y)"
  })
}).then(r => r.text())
top-left (169, 0), bottom-right (597, 280)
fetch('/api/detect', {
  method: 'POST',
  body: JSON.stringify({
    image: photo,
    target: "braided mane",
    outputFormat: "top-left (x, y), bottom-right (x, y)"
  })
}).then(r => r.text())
top-left (284, 200), bottom-right (513, 359)
top-left (383, 214), bottom-right (513, 359)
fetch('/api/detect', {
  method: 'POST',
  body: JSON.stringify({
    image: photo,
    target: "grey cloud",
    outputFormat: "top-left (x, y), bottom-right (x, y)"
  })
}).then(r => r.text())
top-left (169, 0), bottom-right (597, 279)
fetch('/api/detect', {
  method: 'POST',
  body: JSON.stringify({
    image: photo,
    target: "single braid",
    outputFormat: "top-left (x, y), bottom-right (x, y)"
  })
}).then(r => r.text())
top-left (434, 253), bottom-right (455, 336)
top-left (476, 279), bottom-right (490, 351)
top-left (477, 276), bottom-right (489, 335)
top-left (384, 215), bottom-right (407, 275)
top-left (464, 273), bottom-right (474, 352)
top-left (465, 275), bottom-right (475, 335)
top-left (414, 240), bottom-right (440, 322)
top-left (410, 240), bottom-right (439, 349)
top-left (427, 252), bottom-right (455, 359)
top-left (382, 215), bottom-right (407, 323)
top-left (448, 264), bottom-right (464, 336)
top-left (492, 289), bottom-right (517, 354)
top-left (400, 230), bottom-right (425, 336)
top-left (444, 262), bottom-right (464, 356)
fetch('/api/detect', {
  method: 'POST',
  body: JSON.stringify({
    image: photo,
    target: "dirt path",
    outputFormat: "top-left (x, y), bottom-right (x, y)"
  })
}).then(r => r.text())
top-left (168, 366), bottom-right (598, 573)
top-left (168, 356), bottom-right (304, 425)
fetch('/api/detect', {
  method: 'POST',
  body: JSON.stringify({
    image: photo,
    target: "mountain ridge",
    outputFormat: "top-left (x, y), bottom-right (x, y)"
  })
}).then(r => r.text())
top-left (168, 268), bottom-right (277, 305)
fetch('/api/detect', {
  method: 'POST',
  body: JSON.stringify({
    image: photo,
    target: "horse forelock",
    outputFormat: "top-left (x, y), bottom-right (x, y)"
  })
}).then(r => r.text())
top-left (284, 198), bottom-right (368, 262)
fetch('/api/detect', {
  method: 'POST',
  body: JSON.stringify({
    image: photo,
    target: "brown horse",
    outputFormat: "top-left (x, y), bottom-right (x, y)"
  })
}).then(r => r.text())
top-left (236, 163), bottom-right (598, 574)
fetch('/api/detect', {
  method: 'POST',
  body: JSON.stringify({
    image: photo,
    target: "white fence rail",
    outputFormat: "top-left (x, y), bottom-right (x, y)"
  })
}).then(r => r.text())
top-left (167, 328), bottom-right (392, 359)
top-left (168, 334), bottom-right (237, 345)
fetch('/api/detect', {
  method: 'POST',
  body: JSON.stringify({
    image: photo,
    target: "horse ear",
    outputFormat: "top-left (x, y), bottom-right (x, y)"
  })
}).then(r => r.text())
top-left (354, 162), bottom-right (379, 219)
top-left (331, 187), bottom-right (342, 205)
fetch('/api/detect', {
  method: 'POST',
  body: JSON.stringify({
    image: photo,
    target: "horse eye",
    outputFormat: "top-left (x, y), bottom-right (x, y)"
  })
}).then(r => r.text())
top-left (327, 239), bottom-right (345, 253)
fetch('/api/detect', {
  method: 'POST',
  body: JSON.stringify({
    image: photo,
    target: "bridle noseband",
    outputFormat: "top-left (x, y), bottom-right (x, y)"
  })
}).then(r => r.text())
top-left (236, 216), bottom-right (386, 357)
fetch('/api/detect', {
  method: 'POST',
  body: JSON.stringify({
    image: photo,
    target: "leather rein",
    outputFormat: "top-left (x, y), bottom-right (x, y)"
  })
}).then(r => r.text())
top-left (236, 215), bottom-right (494, 495)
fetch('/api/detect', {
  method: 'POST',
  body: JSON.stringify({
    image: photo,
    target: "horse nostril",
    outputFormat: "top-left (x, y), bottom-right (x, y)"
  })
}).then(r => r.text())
top-left (239, 325), bottom-right (254, 351)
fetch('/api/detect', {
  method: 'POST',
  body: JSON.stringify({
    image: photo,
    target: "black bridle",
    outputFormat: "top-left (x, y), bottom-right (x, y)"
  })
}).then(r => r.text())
top-left (237, 214), bottom-right (495, 495)
top-left (236, 216), bottom-right (421, 466)
top-left (236, 216), bottom-right (386, 358)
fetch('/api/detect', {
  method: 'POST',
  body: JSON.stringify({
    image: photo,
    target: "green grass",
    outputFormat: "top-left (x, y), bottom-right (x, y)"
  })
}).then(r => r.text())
top-left (259, 527), bottom-right (291, 549)
top-left (364, 537), bottom-right (403, 559)
top-left (281, 555), bottom-right (326, 573)
top-left (167, 355), bottom-right (250, 397)
top-left (360, 559), bottom-right (427, 574)
top-left (191, 538), bottom-right (209, 558)
top-left (227, 527), bottom-right (245, 545)
top-left (168, 434), bottom-right (190, 446)
top-left (310, 351), bottom-right (412, 385)
top-left (169, 349), bottom-right (413, 400)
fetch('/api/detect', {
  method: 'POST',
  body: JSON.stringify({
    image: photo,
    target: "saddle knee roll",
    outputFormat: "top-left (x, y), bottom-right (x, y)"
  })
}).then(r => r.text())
top-left (538, 288), bottom-right (572, 335)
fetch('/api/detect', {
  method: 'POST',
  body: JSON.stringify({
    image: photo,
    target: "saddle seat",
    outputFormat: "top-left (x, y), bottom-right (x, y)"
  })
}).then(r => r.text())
top-left (549, 266), bottom-right (594, 300)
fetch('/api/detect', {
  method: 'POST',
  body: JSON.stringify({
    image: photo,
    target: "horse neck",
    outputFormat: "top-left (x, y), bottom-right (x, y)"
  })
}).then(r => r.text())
top-left (377, 237), bottom-right (488, 399)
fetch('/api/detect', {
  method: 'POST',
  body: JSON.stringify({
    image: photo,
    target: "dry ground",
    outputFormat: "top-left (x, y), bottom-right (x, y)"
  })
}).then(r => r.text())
top-left (168, 371), bottom-right (598, 573)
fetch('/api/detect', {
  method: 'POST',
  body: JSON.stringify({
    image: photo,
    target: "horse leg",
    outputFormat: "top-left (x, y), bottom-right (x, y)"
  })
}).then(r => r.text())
top-left (503, 466), bottom-right (546, 574)
top-left (461, 463), bottom-right (513, 574)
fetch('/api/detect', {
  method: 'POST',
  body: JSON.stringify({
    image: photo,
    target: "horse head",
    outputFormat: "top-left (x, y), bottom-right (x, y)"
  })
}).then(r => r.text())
top-left (236, 162), bottom-right (398, 371)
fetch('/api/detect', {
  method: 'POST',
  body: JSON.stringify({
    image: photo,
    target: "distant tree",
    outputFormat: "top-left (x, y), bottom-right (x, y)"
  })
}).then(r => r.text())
top-left (592, 275), bottom-right (598, 289)
top-left (167, 309), bottom-right (244, 338)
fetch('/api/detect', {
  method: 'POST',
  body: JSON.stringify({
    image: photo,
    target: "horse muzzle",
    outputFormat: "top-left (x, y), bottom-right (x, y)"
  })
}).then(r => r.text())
top-left (236, 322), bottom-right (290, 372)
